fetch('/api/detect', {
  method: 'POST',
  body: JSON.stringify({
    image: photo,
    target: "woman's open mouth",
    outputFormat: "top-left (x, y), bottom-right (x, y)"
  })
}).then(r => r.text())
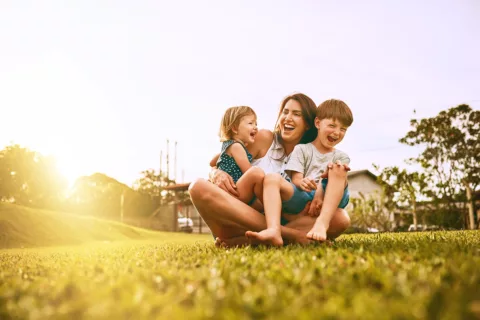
top-left (283, 124), bottom-right (295, 132)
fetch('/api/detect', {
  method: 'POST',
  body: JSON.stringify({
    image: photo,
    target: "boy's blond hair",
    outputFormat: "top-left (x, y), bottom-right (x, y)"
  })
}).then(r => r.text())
top-left (219, 106), bottom-right (256, 142)
top-left (316, 99), bottom-right (353, 126)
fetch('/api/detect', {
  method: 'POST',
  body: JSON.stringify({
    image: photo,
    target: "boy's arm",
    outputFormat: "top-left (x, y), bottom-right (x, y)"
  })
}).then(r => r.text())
top-left (229, 143), bottom-right (252, 173)
top-left (291, 171), bottom-right (317, 192)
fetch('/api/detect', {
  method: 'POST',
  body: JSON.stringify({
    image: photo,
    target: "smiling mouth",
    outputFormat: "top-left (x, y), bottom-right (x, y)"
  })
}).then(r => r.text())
top-left (283, 124), bottom-right (295, 132)
top-left (327, 136), bottom-right (338, 143)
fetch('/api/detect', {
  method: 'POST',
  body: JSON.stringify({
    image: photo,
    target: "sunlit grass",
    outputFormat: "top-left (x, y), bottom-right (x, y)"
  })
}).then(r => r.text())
top-left (0, 203), bottom-right (207, 249)
top-left (1, 231), bottom-right (479, 319)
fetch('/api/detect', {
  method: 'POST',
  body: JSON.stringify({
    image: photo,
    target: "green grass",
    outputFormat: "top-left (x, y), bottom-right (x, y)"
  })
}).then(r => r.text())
top-left (0, 203), bottom-right (207, 248)
top-left (1, 231), bottom-right (479, 319)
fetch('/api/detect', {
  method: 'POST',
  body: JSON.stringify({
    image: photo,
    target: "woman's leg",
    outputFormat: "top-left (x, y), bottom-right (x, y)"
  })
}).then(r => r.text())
top-left (188, 179), bottom-right (309, 246)
top-left (307, 163), bottom-right (349, 241)
top-left (286, 208), bottom-right (350, 240)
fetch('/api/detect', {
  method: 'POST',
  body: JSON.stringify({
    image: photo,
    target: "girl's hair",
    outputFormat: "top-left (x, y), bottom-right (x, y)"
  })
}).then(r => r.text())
top-left (317, 99), bottom-right (353, 126)
top-left (219, 106), bottom-right (256, 142)
top-left (273, 93), bottom-right (318, 157)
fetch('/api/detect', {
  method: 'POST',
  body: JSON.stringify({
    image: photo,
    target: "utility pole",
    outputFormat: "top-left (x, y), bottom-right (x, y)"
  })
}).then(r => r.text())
top-left (159, 150), bottom-right (163, 188)
top-left (174, 141), bottom-right (178, 183)
top-left (166, 139), bottom-right (170, 184)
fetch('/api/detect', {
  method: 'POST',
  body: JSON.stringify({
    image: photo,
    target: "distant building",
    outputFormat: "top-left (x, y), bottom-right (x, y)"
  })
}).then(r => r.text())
top-left (347, 170), bottom-right (382, 200)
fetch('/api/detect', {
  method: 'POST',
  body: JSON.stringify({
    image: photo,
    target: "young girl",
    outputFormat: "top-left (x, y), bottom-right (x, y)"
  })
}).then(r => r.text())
top-left (212, 106), bottom-right (265, 208)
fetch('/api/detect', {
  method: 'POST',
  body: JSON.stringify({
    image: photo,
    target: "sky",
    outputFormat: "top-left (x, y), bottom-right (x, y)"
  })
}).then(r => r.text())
top-left (1, 0), bottom-right (479, 187)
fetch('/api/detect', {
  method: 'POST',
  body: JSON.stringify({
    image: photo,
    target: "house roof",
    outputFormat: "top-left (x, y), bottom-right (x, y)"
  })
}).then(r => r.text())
top-left (347, 169), bottom-right (378, 180)
top-left (163, 182), bottom-right (191, 191)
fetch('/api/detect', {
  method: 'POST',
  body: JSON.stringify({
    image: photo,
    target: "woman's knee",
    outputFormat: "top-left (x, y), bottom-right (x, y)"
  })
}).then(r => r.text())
top-left (188, 179), bottom-right (212, 203)
top-left (336, 209), bottom-right (351, 230)
top-left (328, 164), bottom-right (348, 180)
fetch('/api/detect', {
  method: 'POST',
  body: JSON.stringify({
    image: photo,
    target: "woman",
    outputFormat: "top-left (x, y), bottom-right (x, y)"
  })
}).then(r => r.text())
top-left (189, 93), bottom-right (351, 246)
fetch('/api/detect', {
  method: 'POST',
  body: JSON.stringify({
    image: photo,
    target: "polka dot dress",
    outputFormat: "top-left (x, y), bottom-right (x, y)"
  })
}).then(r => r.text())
top-left (217, 140), bottom-right (253, 183)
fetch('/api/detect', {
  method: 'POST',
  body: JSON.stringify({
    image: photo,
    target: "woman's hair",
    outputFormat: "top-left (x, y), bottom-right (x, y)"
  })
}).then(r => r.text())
top-left (273, 93), bottom-right (318, 148)
top-left (219, 106), bottom-right (256, 142)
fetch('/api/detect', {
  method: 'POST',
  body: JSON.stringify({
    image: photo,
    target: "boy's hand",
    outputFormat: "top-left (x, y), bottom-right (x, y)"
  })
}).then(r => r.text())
top-left (299, 177), bottom-right (317, 192)
top-left (308, 197), bottom-right (323, 217)
top-left (320, 161), bottom-right (351, 179)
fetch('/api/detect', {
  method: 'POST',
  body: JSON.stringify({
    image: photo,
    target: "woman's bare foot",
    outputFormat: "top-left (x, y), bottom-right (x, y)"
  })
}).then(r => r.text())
top-left (245, 228), bottom-right (283, 247)
top-left (306, 221), bottom-right (328, 242)
top-left (215, 236), bottom-right (258, 248)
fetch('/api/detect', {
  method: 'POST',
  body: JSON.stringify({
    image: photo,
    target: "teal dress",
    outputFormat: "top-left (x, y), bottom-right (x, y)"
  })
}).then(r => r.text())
top-left (216, 140), bottom-right (253, 183)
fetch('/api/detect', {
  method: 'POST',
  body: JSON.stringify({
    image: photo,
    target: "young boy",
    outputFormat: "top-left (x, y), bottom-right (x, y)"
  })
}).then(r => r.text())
top-left (246, 99), bottom-right (353, 246)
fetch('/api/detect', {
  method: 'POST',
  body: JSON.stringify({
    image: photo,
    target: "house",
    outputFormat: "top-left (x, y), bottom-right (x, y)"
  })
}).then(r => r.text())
top-left (347, 169), bottom-right (382, 200)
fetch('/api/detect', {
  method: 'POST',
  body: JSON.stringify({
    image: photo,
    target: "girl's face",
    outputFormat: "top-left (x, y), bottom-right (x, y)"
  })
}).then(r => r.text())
top-left (278, 99), bottom-right (308, 143)
top-left (233, 113), bottom-right (258, 146)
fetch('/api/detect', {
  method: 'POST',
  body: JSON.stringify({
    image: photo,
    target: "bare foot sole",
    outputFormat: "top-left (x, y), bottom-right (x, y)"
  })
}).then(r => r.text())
top-left (245, 228), bottom-right (283, 247)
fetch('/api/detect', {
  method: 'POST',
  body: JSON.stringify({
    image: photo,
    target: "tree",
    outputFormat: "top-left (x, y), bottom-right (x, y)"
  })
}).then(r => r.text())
top-left (375, 165), bottom-right (430, 231)
top-left (349, 191), bottom-right (393, 231)
top-left (0, 144), bottom-right (66, 209)
top-left (67, 173), bottom-right (156, 219)
top-left (132, 169), bottom-right (177, 204)
top-left (400, 104), bottom-right (480, 229)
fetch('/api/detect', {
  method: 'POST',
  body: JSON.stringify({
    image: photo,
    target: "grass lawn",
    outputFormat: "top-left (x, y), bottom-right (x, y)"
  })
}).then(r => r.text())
top-left (1, 230), bottom-right (479, 319)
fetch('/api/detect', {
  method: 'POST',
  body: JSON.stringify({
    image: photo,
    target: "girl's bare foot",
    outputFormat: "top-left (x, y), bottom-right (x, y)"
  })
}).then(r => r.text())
top-left (306, 221), bottom-right (328, 242)
top-left (245, 228), bottom-right (283, 247)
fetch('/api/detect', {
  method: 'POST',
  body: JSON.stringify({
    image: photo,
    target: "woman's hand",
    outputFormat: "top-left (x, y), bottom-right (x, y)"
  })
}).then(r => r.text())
top-left (209, 168), bottom-right (239, 197)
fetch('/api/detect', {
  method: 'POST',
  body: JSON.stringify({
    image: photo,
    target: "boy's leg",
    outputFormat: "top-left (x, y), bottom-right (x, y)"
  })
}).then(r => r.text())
top-left (307, 163), bottom-right (348, 242)
top-left (245, 173), bottom-right (295, 246)
top-left (235, 167), bottom-right (265, 204)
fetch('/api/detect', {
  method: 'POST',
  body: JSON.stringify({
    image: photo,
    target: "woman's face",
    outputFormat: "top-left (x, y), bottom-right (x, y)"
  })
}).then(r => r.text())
top-left (278, 99), bottom-right (309, 143)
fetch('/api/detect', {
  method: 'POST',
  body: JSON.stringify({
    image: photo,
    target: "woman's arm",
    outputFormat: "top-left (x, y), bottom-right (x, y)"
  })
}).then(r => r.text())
top-left (209, 153), bottom-right (220, 167)
top-left (247, 129), bottom-right (273, 160)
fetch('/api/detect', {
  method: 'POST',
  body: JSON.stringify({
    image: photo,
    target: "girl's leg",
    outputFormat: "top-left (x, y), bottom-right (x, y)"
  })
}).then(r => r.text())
top-left (188, 179), bottom-right (309, 246)
top-left (307, 163), bottom-right (348, 242)
top-left (245, 173), bottom-right (295, 247)
top-left (235, 167), bottom-right (265, 204)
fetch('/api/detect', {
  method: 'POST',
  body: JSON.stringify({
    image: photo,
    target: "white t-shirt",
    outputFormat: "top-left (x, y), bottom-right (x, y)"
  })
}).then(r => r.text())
top-left (284, 143), bottom-right (350, 182)
top-left (251, 134), bottom-right (290, 175)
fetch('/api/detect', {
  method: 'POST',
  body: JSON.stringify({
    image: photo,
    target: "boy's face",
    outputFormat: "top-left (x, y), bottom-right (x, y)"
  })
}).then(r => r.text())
top-left (315, 117), bottom-right (348, 150)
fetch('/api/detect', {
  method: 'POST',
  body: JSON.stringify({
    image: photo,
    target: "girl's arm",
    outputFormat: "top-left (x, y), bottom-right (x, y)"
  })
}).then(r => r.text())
top-left (228, 143), bottom-right (252, 173)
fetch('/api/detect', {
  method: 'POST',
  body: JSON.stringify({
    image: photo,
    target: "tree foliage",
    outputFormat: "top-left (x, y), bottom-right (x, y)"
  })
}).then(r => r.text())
top-left (0, 144), bottom-right (66, 209)
top-left (66, 173), bottom-right (156, 219)
top-left (375, 165), bottom-right (430, 230)
top-left (400, 104), bottom-right (479, 228)
top-left (349, 191), bottom-right (393, 231)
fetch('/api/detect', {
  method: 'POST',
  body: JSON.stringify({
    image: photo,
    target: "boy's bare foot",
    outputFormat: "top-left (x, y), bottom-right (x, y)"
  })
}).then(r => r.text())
top-left (306, 221), bottom-right (328, 242)
top-left (245, 228), bottom-right (283, 247)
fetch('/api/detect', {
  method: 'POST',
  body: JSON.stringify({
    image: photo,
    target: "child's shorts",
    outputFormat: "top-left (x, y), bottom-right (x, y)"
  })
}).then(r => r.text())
top-left (282, 179), bottom-right (350, 214)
